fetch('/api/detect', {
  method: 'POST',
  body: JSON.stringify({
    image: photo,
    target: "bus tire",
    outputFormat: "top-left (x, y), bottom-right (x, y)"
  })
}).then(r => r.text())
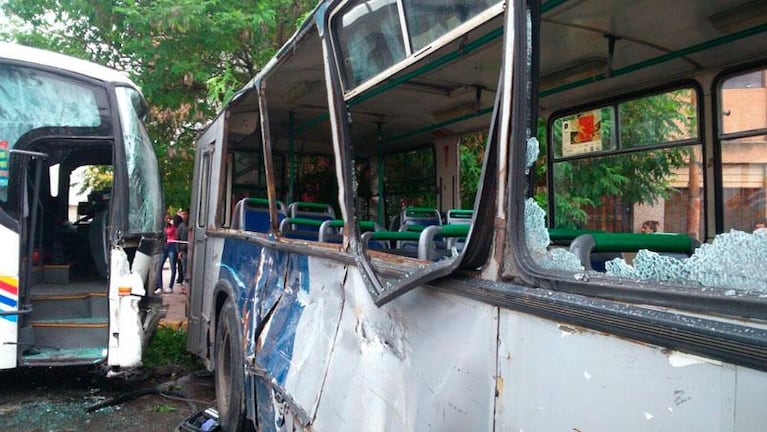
top-left (215, 299), bottom-right (250, 432)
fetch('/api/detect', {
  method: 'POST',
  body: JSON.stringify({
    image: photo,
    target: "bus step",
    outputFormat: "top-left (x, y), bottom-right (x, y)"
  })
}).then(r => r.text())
top-left (29, 292), bottom-right (107, 321)
top-left (20, 346), bottom-right (106, 365)
top-left (26, 318), bottom-right (109, 350)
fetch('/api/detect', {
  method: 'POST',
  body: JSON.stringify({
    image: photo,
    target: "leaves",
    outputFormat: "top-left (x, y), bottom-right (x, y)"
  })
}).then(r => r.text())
top-left (2, 0), bottom-right (315, 209)
top-left (543, 91), bottom-right (695, 229)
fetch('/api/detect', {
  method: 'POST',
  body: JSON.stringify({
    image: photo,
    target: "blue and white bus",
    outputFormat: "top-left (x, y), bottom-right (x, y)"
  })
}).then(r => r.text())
top-left (0, 43), bottom-right (165, 375)
top-left (187, 1), bottom-right (767, 430)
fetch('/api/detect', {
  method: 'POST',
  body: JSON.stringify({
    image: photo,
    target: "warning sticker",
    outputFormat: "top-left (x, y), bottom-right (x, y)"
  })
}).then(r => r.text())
top-left (562, 110), bottom-right (602, 157)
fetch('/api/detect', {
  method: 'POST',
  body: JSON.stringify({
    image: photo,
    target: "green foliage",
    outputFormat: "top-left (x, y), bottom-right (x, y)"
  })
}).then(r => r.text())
top-left (540, 91), bottom-right (695, 229)
top-left (143, 325), bottom-right (198, 370)
top-left (76, 166), bottom-right (113, 195)
top-left (149, 404), bottom-right (178, 413)
top-left (2, 0), bottom-right (316, 210)
top-left (459, 133), bottom-right (485, 209)
top-left (383, 147), bottom-right (437, 220)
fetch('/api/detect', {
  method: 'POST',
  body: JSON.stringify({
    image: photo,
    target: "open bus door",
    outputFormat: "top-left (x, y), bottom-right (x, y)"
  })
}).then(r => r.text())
top-left (0, 44), bottom-right (165, 373)
top-left (0, 147), bottom-right (46, 369)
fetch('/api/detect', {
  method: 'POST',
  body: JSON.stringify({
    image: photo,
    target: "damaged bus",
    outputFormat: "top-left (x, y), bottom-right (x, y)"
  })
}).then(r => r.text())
top-left (187, 0), bottom-right (767, 430)
top-left (0, 43), bottom-right (165, 375)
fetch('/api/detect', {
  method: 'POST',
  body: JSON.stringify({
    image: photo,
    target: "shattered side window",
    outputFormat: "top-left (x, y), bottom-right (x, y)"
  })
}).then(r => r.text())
top-left (334, 0), bottom-right (406, 89)
top-left (402, 0), bottom-right (498, 52)
top-left (605, 229), bottom-right (767, 294)
top-left (115, 87), bottom-right (163, 233)
top-left (530, 84), bottom-right (767, 301)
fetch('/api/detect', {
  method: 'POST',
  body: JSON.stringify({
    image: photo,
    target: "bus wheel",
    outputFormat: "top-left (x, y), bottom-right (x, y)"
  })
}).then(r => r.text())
top-left (215, 300), bottom-right (250, 432)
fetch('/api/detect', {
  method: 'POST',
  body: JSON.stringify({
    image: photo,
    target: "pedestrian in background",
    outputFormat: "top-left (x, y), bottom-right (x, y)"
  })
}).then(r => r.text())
top-left (176, 208), bottom-right (189, 287)
top-left (640, 220), bottom-right (659, 233)
top-left (155, 214), bottom-right (179, 294)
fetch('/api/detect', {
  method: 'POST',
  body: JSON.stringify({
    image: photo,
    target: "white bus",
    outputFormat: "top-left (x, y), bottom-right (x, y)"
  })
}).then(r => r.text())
top-left (187, 1), bottom-right (767, 430)
top-left (0, 43), bottom-right (165, 375)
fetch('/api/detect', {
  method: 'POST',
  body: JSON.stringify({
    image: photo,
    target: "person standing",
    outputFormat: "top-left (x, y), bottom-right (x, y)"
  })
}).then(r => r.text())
top-left (175, 208), bottom-right (189, 286)
top-left (155, 214), bottom-right (179, 294)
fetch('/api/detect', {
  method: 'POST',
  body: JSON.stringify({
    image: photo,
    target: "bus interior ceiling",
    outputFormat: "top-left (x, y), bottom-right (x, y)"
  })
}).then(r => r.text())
top-left (239, 0), bottom-right (767, 172)
top-left (538, 0), bottom-right (767, 114)
top-left (251, 11), bottom-right (503, 157)
top-left (224, 0), bottom-right (767, 245)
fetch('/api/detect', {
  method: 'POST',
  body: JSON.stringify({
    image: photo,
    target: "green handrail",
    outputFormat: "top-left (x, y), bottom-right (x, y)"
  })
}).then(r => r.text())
top-left (369, 231), bottom-right (421, 241)
top-left (590, 233), bottom-right (696, 254)
top-left (285, 217), bottom-right (325, 227)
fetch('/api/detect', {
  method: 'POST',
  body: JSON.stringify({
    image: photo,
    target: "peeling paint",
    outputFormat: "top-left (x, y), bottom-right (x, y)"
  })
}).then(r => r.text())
top-left (559, 325), bottom-right (576, 337)
top-left (668, 351), bottom-right (722, 368)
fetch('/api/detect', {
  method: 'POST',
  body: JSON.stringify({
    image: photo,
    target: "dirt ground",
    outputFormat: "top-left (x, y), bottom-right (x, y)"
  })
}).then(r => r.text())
top-left (0, 269), bottom-right (215, 432)
top-left (0, 365), bottom-right (216, 432)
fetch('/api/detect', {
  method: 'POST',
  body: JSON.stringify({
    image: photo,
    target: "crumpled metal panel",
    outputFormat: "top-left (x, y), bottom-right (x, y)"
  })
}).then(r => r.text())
top-left (255, 254), bottom-right (346, 424)
top-left (313, 268), bottom-right (497, 431)
top-left (495, 310), bottom-right (767, 431)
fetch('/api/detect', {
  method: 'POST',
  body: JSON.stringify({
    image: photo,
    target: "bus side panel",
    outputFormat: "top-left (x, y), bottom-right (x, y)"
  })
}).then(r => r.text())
top-left (313, 269), bottom-right (498, 431)
top-left (495, 311), bottom-right (767, 431)
top-left (0, 225), bottom-right (19, 370)
top-left (253, 254), bottom-right (346, 424)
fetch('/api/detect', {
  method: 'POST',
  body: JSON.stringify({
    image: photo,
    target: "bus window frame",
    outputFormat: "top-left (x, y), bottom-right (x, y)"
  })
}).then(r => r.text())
top-left (712, 63), bottom-right (767, 234)
top-left (544, 81), bottom-right (705, 229)
top-left (197, 151), bottom-right (213, 230)
top-left (381, 144), bottom-right (437, 224)
top-left (328, 0), bottom-right (505, 98)
top-left (510, 16), bottom-right (767, 321)
top-left (320, 0), bottom-right (510, 305)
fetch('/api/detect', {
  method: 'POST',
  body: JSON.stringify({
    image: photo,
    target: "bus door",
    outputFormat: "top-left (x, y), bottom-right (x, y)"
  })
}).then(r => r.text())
top-left (187, 125), bottom-right (220, 358)
top-left (0, 148), bottom-right (45, 369)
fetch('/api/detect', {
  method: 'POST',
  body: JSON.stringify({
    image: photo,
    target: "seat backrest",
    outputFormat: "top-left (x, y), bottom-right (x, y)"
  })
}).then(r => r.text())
top-left (232, 197), bottom-right (286, 233)
top-left (398, 207), bottom-right (442, 249)
top-left (446, 209), bottom-right (473, 225)
top-left (287, 202), bottom-right (335, 232)
top-left (318, 219), bottom-right (383, 243)
top-left (401, 207), bottom-right (442, 229)
top-left (444, 209), bottom-right (473, 250)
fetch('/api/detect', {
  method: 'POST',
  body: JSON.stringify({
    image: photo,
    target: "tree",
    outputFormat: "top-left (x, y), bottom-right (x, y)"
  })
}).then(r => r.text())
top-left (1, 0), bottom-right (316, 209)
top-left (538, 89), bottom-right (696, 230)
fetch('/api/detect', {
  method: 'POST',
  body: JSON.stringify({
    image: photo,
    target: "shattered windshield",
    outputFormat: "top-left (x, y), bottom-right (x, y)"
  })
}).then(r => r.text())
top-left (115, 87), bottom-right (163, 233)
top-left (0, 63), bottom-right (108, 203)
top-left (0, 64), bottom-right (105, 148)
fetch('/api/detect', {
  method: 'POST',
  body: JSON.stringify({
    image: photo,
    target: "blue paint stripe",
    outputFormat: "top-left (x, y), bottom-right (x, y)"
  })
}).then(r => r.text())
top-left (0, 294), bottom-right (17, 308)
top-left (1, 314), bottom-right (17, 323)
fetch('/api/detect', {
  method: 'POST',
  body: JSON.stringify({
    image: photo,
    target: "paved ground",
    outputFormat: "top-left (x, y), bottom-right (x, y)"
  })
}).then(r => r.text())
top-left (158, 266), bottom-right (189, 329)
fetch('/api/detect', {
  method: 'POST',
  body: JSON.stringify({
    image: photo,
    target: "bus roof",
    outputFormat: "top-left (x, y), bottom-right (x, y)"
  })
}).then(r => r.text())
top-left (0, 42), bottom-right (139, 89)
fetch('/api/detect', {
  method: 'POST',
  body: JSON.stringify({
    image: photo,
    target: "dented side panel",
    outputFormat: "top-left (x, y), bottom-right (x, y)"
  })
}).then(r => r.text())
top-left (254, 255), bottom-right (346, 425)
top-left (313, 268), bottom-right (498, 431)
top-left (495, 310), bottom-right (767, 431)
